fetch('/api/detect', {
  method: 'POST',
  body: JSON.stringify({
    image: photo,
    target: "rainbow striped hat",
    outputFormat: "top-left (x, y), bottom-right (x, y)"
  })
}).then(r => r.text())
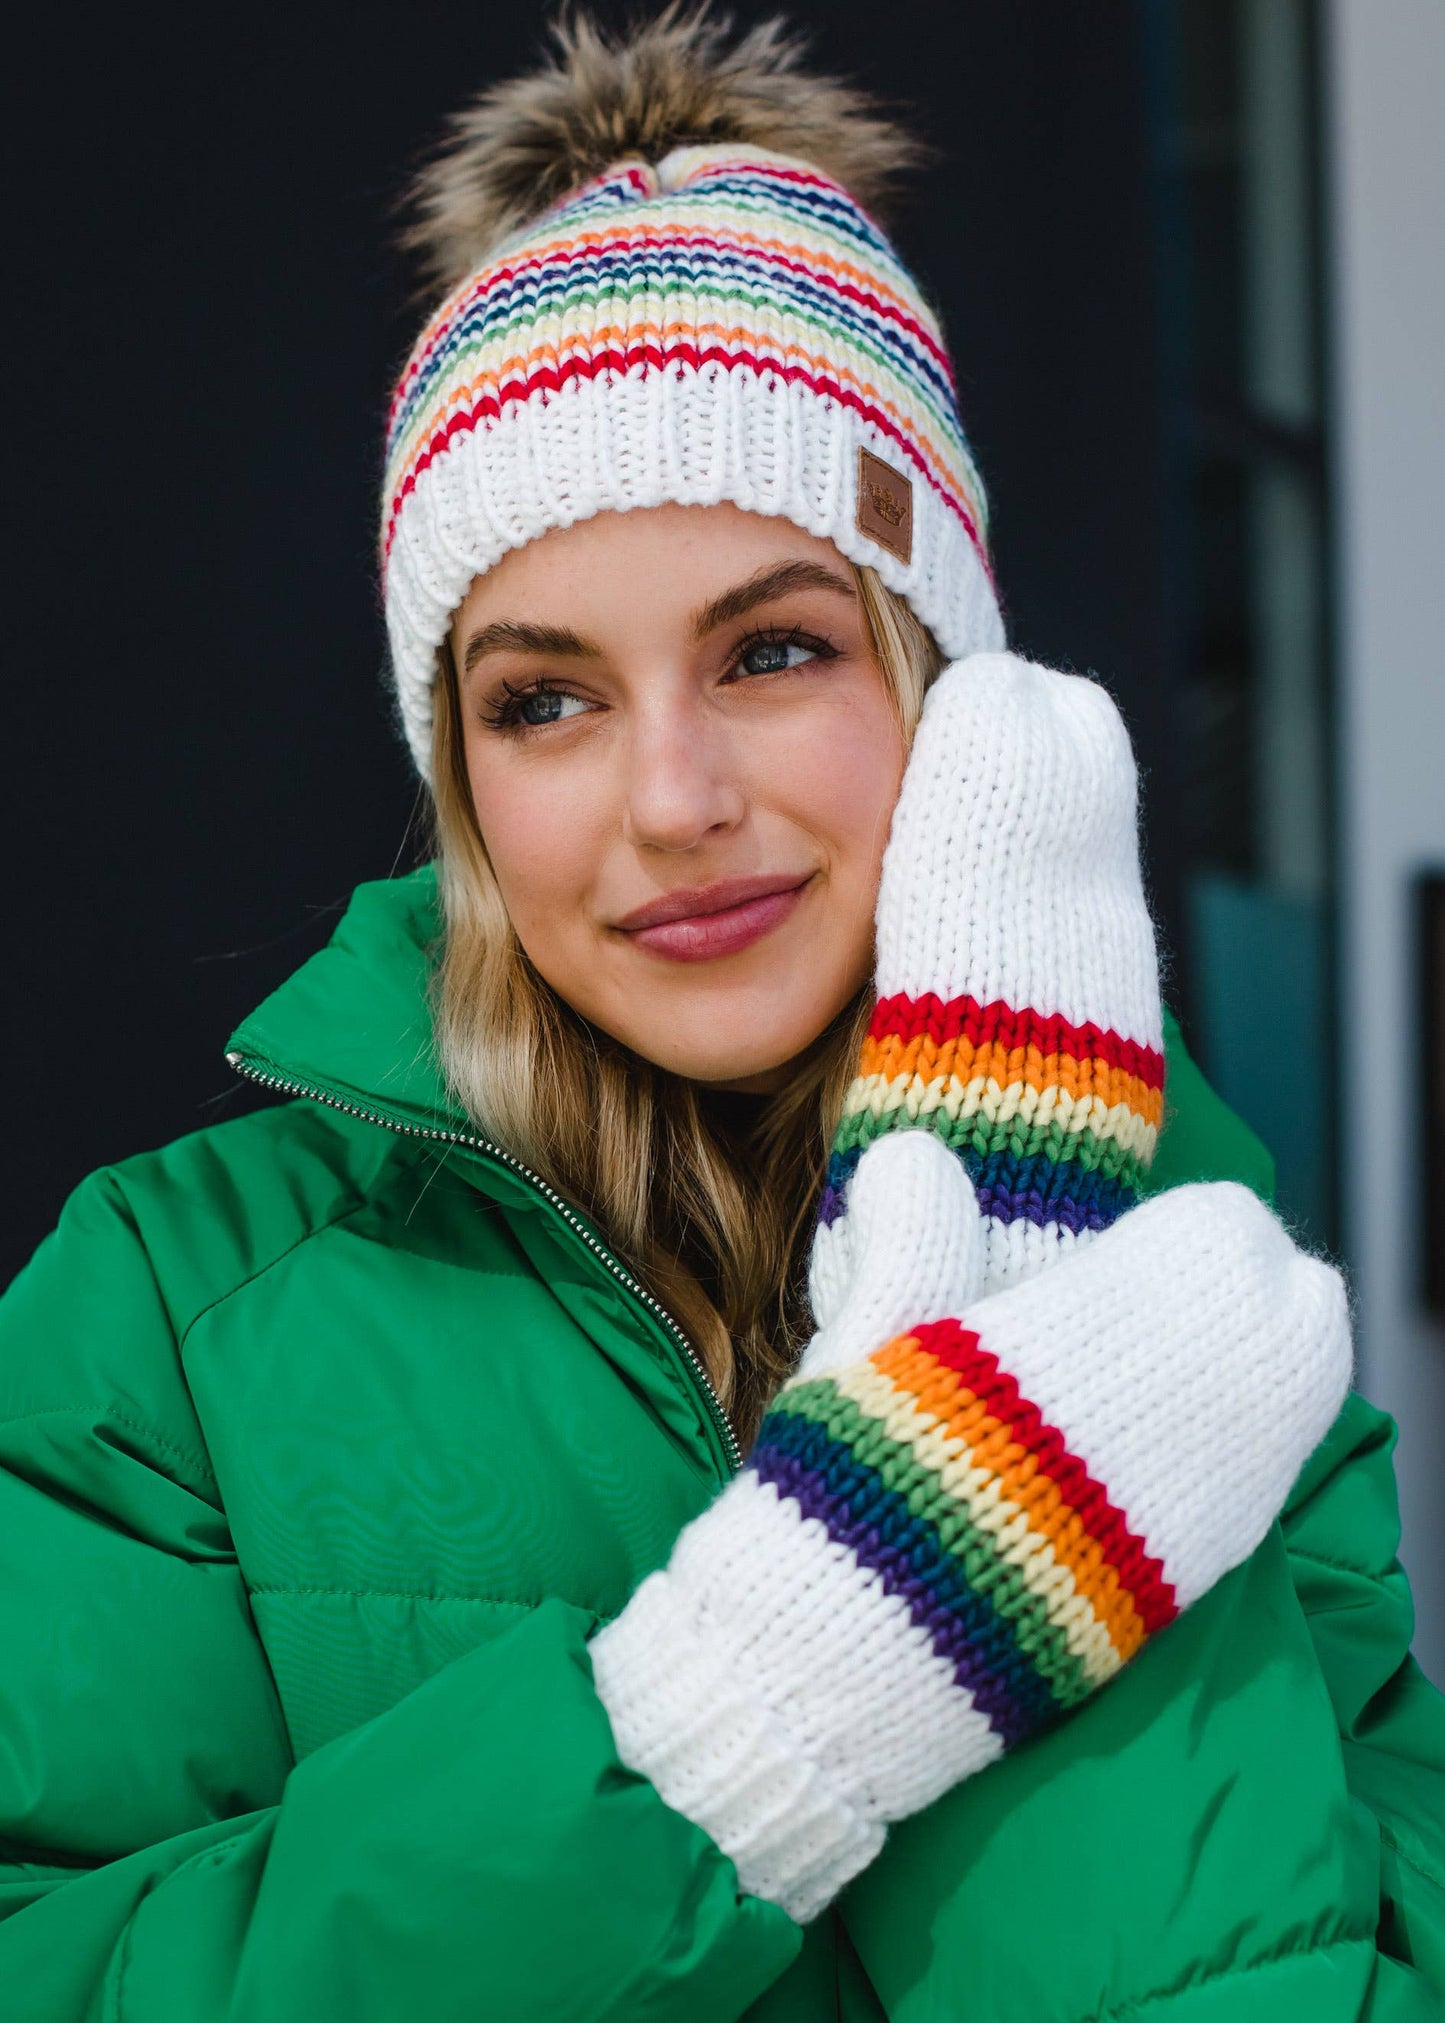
top-left (381, 143), bottom-right (1005, 777)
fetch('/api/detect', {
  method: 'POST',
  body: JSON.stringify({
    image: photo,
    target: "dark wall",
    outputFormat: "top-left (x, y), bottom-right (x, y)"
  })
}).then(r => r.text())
top-left (4, 2), bottom-right (1172, 1281)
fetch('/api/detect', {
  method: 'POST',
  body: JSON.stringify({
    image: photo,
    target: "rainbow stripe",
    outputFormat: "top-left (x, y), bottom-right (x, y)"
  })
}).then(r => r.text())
top-left (751, 1317), bottom-right (1176, 1742)
top-left (821, 991), bottom-right (1165, 1232)
top-left (381, 151), bottom-right (989, 574)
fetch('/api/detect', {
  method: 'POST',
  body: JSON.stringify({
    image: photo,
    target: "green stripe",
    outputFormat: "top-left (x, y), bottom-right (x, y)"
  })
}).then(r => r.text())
top-left (521, 180), bottom-right (926, 319)
top-left (390, 274), bottom-right (964, 474)
top-left (831, 1101), bottom-right (1150, 1188)
top-left (771, 1378), bottom-right (1095, 1706)
top-left (644, 180), bottom-right (921, 284)
top-left (566, 176), bottom-right (922, 282)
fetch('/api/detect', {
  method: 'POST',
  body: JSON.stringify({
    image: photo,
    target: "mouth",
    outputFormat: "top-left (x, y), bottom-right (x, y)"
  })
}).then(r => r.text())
top-left (614, 873), bottom-right (814, 963)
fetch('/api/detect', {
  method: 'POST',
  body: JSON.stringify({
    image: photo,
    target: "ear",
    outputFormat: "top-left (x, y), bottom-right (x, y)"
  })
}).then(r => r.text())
top-left (802, 1131), bottom-right (986, 1378)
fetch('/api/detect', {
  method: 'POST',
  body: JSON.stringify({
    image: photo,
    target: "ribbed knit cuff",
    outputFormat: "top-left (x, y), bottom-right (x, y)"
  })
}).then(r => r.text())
top-left (589, 1568), bottom-right (884, 1924)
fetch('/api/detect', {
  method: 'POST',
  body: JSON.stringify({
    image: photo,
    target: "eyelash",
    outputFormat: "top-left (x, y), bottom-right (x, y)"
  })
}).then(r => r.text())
top-left (475, 675), bottom-right (567, 733)
top-left (728, 623), bottom-right (841, 682)
top-left (476, 624), bottom-right (841, 734)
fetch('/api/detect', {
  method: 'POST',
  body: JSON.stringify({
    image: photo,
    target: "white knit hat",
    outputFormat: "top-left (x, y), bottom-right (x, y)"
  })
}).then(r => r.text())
top-left (381, 140), bottom-right (1004, 777)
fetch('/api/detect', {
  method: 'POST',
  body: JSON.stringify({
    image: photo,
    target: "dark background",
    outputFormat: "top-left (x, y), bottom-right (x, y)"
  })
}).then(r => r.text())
top-left (4, 3), bottom-right (1190, 1283)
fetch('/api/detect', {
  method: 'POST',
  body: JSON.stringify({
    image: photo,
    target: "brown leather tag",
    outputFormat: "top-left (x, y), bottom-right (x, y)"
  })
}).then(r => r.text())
top-left (855, 448), bottom-right (914, 564)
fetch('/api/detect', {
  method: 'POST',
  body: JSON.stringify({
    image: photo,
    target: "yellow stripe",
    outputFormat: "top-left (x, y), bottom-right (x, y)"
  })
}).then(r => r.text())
top-left (839, 1071), bottom-right (1159, 1163)
top-left (829, 1358), bottom-right (1126, 1684)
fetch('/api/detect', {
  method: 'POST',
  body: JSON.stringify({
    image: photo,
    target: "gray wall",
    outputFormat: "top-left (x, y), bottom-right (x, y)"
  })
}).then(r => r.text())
top-left (1327, 0), bottom-right (1445, 1683)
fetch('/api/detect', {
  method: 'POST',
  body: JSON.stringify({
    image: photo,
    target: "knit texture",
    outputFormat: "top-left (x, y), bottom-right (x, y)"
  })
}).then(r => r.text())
top-left (591, 1146), bottom-right (1353, 1923)
top-left (813, 654), bottom-right (1165, 1317)
top-left (381, 144), bottom-right (1004, 775)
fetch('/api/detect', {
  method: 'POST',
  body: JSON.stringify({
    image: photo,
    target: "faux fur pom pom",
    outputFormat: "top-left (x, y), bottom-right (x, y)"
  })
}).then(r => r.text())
top-left (402, 2), bottom-right (922, 294)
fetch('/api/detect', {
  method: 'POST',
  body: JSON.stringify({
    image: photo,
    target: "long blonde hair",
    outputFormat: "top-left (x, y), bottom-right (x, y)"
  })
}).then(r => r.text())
top-left (431, 563), bottom-right (941, 1444)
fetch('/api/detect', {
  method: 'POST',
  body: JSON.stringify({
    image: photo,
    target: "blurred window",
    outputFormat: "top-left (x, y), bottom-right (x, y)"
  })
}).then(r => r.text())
top-left (1144, 0), bottom-right (1334, 1249)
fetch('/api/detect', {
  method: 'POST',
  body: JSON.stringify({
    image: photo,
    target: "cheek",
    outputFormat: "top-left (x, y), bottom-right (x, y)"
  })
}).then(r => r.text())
top-left (464, 744), bottom-right (605, 943)
top-left (758, 690), bottom-right (907, 880)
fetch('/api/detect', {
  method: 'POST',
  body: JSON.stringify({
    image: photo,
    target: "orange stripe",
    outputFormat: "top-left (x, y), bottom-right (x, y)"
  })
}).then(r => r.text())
top-left (403, 320), bottom-right (948, 451)
top-left (873, 1335), bottom-right (1150, 1659)
top-left (470, 318), bottom-right (932, 405)
top-left (484, 219), bottom-right (926, 323)
top-left (856, 1033), bottom-right (1164, 1127)
top-left (402, 217), bottom-right (938, 380)
top-left (390, 317), bottom-right (963, 499)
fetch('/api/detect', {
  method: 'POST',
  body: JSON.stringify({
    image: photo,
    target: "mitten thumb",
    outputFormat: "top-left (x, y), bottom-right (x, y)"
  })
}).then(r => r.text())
top-left (803, 1130), bottom-right (985, 1377)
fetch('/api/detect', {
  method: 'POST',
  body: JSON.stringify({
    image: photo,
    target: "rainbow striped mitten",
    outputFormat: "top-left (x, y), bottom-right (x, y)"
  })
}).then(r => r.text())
top-left (591, 1134), bottom-right (1351, 1922)
top-left (813, 651), bottom-right (1165, 1335)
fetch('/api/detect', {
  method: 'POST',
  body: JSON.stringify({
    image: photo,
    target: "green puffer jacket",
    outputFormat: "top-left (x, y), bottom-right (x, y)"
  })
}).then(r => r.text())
top-left (3, 867), bottom-right (1444, 2022)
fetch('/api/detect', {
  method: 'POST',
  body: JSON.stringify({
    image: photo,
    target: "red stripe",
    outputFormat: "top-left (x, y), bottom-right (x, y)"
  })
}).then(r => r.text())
top-left (867, 992), bottom-right (1165, 1090)
top-left (694, 156), bottom-right (850, 199)
top-left (382, 339), bottom-right (984, 564)
top-left (912, 1319), bottom-right (1178, 1633)
top-left (386, 220), bottom-right (955, 435)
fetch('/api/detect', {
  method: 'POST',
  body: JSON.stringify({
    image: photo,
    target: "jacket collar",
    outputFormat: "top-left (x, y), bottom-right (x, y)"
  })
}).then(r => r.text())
top-left (226, 865), bottom-right (465, 1136)
top-left (225, 865), bottom-right (1277, 1214)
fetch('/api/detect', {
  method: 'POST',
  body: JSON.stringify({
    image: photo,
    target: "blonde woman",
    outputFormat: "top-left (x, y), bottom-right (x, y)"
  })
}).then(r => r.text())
top-left (4, 13), bottom-right (1442, 2020)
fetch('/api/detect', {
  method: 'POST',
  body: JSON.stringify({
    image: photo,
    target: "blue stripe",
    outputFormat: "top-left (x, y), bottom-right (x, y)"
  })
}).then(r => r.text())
top-left (389, 239), bottom-right (959, 451)
top-left (821, 1132), bottom-right (1139, 1238)
top-left (750, 1408), bottom-right (1058, 1744)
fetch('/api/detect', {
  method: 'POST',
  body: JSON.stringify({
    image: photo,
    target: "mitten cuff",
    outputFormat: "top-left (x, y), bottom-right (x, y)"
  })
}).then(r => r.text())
top-left (590, 1565), bottom-right (883, 1923)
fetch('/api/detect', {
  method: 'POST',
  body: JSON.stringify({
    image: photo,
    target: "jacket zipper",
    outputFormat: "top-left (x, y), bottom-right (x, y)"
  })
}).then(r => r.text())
top-left (226, 1052), bottom-right (742, 1475)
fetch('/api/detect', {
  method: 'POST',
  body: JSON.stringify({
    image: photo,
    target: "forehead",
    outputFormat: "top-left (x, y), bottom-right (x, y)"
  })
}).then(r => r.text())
top-left (451, 503), bottom-right (857, 637)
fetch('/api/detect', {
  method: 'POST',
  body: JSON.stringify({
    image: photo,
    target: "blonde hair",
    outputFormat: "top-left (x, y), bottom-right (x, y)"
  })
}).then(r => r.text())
top-left (430, 563), bottom-right (942, 1445)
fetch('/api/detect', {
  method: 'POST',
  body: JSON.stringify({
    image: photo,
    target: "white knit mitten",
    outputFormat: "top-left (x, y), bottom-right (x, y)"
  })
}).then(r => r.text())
top-left (590, 1137), bottom-right (1351, 1922)
top-left (813, 650), bottom-right (1164, 1316)
top-left (591, 652), bottom-right (1352, 1923)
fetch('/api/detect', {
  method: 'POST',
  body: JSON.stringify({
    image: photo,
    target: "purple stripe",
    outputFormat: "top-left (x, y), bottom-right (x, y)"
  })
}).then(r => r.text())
top-left (820, 1175), bottom-right (1117, 1237)
top-left (817, 1183), bottom-right (845, 1228)
top-left (972, 1178), bottom-right (1117, 1235)
top-left (753, 1443), bottom-right (1034, 1747)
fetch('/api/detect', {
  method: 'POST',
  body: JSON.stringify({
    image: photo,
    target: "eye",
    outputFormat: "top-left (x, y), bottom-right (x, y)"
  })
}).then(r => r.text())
top-left (480, 679), bottom-right (594, 732)
top-left (739, 638), bottom-right (815, 676)
top-left (513, 687), bottom-right (588, 727)
top-left (732, 629), bottom-right (835, 679)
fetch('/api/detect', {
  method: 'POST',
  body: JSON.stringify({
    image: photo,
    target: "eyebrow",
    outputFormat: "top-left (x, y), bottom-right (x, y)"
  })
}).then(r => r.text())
top-left (461, 620), bottom-right (600, 674)
top-left (689, 560), bottom-right (856, 639)
top-left (459, 557), bottom-right (857, 675)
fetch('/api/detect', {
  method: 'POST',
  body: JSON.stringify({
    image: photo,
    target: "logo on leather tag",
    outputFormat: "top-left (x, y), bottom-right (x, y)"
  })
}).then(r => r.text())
top-left (856, 448), bottom-right (914, 563)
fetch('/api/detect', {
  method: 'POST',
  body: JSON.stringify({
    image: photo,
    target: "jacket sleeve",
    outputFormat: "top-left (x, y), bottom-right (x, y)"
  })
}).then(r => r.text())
top-left (0, 1170), bottom-right (799, 2023)
top-left (1282, 1390), bottom-right (1445, 2007)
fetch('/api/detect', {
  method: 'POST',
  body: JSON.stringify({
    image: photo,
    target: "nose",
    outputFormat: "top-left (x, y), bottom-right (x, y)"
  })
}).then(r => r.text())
top-left (620, 696), bottom-right (747, 853)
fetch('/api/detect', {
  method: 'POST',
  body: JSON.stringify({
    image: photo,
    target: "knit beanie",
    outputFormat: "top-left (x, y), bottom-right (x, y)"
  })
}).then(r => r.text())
top-left (381, 12), bottom-right (1005, 778)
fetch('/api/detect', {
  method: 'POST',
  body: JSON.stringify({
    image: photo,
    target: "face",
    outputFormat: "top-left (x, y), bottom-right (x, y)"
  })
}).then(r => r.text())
top-left (449, 503), bottom-right (908, 1090)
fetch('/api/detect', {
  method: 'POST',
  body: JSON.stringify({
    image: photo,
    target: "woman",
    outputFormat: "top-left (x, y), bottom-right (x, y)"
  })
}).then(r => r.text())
top-left (4, 11), bottom-right (1443, 2019)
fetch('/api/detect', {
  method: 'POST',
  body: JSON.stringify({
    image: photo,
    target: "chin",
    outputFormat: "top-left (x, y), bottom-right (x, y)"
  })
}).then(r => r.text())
top-left (630, 1031), bottom-right (807, 1085)
top-left (689, 1055), bottom-right (800, 1089)
top-left (606, 987), bottom-right (850, 1087)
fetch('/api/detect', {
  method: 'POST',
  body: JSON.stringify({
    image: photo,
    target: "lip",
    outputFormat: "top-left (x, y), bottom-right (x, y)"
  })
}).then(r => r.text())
top-left (614, 873), bottom-right (813, 963)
